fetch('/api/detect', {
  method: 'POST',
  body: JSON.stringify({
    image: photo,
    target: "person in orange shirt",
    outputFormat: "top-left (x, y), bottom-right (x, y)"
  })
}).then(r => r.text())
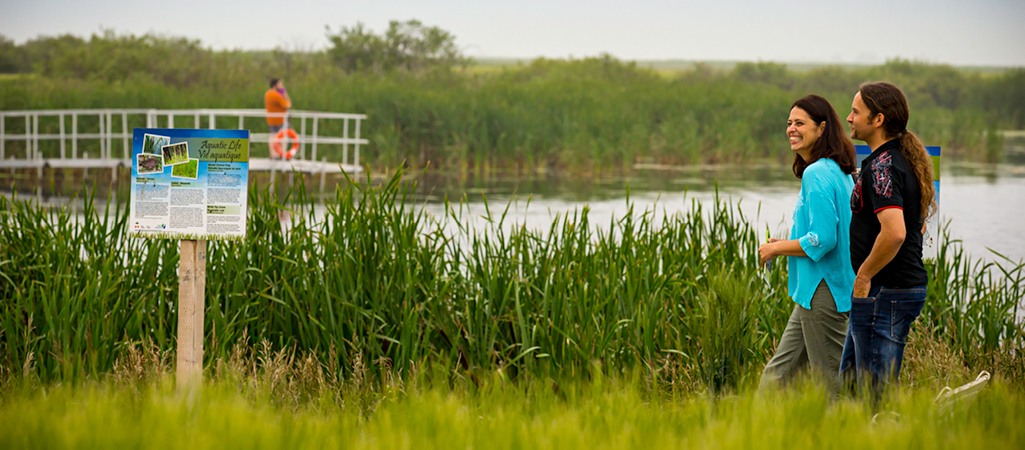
top-left (265, 78), bottom-right (292, 158)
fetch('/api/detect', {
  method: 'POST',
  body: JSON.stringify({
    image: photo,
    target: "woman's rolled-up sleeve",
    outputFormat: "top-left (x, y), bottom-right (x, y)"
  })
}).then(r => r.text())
top-left (798, 169), bottom-right (839, 262)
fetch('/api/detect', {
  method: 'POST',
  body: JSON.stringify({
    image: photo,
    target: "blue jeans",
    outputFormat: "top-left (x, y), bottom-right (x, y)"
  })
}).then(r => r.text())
top-left (838, 285), bottom-right (927, 398)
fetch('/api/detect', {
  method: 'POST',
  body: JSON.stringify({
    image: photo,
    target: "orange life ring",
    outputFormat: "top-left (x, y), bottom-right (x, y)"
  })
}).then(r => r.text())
top-left (271, 128), bottom-right (299, 160)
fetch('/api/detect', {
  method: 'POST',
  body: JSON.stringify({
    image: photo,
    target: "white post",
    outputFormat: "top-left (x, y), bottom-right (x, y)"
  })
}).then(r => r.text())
top-left (59, 113), bottom-right (66, 160)
top-left (33, 114), bottom-right (39, 160)
top-left (34, 113), bottom-right (40, 202)
top-left (102, 113), bottom-right (107, 160)
top-left (194, 113), bottom-right (200, 129)
top-left (208, 112), bottom-right (216, 130)
top-left (168, 114), bottom-right (175, 129)
top-left (320, 156), bottom-right (327, 196)
top-left (122, 112), bottom-right (129, 159)
top-left (72, 114), bottom-right (78, 159)
top-left (24, 116), bottom-right (29, 160)
top-left (100, 112), bottom-right (106, 160)
top-left (98, 113), bottom-right (105, 161)
top-left (299, 114), bottom-right (306, 160)
top-left (108, 112), bottom-right (116, 182)
top-left (311, 117), bottom-right (318, 162)
top-left (342, 118), bottom-right (349, 166)
top-left (107, 112), bottom-right (114, 161)
top-left (354, 118), bottom-right (361, 168)
top-left (102, 112), bottom-right (108, 161)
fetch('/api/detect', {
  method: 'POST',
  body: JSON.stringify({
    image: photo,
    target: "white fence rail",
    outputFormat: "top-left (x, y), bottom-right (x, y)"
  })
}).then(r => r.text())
top-left (0, 109), bottom-right (367, 170)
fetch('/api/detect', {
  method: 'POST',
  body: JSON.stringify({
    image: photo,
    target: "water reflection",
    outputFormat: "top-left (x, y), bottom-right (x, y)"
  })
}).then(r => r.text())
top-left (411, 162), bottom-right (1025, 264)
top-left (413, 163), bottom-right (799, 203)
top-left (3, 160), bottom-right (1023, 263)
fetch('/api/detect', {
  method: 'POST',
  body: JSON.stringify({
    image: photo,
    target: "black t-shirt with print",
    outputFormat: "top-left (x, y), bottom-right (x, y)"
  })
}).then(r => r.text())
top-left (850, 139), bottom-right (928, 288)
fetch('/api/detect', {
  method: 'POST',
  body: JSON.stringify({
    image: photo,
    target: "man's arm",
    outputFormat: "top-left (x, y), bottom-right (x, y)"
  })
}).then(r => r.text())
top-left (852, 208), bottom-right (905, 297)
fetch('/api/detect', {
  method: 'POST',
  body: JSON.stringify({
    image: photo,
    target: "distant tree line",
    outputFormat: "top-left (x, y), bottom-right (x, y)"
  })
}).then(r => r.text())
top-left (325, 20), bottom-right (468, 73)
top-left (0, 25), bottom-right (1023, 171)
top-left (0, 20), bottom-right (467, 82)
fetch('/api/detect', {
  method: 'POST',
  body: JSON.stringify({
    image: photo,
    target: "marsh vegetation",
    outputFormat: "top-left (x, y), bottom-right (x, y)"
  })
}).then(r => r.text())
top-left (0, 171), bottom-right (1022, 447)
top-left (1, 172), bottom-right (1020, 387)
top-left (0, 31), bottom-right (1022, 173)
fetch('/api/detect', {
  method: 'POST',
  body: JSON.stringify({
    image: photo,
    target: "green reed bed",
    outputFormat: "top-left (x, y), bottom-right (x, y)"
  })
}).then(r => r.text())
top-left (0, 172), bottom-right (1022, 390)
top-left (925, 232), bottom-right (1025, 370)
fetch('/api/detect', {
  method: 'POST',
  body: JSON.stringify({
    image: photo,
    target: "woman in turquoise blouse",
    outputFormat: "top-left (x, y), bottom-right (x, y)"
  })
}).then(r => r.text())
top-left (757, 95), bottom-right (857, 394)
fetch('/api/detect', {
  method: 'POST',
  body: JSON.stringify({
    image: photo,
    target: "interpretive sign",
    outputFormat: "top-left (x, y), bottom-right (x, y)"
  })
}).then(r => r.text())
top-left (856, 145), bottom-right (941, 259)
top-left (130, 128), bottom-right (250, 241)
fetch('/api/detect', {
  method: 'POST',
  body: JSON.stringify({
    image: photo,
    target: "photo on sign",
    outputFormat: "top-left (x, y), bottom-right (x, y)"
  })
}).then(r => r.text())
top-left (142, 133), bottom-right (170, 155)
top-left (172, 158), bottom-right (199, 179)
top-left (161, 142), bottom-right (190, 166)
top-left (137, 153), bottom-right (164, 174)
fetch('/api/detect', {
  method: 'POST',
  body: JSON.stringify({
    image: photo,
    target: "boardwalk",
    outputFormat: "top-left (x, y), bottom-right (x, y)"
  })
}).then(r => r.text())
top-left (0, 108), bottom-right (366, 174)
top-left (1, 108), bottom-right (367, 200)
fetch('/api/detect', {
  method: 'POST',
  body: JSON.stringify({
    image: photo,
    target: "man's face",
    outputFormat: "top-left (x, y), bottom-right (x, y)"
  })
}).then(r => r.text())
top-left (275, 80), bottom-right (285, 90)
top-left (846, 92), bottom-right (875, 142)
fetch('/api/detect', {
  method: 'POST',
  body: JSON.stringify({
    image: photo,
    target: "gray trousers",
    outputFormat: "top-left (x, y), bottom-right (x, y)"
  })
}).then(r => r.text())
top-left (758, 280), bottom-right (848, 395)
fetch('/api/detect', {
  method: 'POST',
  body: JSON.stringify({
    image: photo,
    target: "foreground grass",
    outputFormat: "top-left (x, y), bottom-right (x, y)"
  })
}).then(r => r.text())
top-left (1, 373), bottom-right (1022, 449)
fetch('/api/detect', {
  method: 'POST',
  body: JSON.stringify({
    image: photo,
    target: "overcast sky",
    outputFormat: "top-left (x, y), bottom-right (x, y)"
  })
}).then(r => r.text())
top-left (2, 0), bottom-right (1023, 67)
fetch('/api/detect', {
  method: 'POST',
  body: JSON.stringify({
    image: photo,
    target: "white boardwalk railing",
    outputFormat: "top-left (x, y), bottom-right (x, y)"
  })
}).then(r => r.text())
top-left (0, 109), bottom-right (367, 175)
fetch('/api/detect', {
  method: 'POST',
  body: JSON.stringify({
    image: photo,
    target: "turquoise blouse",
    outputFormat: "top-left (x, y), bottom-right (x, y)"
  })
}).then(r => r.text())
top-left (787, 158), bottom-right (855, 312)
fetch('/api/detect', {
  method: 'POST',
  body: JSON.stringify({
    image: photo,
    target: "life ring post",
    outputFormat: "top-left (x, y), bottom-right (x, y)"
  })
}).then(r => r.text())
top-left (270, 128), bottom-right (300, 160)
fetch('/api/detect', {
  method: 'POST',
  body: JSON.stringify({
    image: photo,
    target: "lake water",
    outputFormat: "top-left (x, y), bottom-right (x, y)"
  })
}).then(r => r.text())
top-left (6, 159), bottom-right (1025, 264)
top-left (413, 163), bottom-right (1025, 264)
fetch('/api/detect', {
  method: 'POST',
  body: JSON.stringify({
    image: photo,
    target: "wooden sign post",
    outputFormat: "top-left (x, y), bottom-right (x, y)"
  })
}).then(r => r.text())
top-left (176, 239), bottom-right (207, 388)
top-left (128, 127), bottom-right (249, 389)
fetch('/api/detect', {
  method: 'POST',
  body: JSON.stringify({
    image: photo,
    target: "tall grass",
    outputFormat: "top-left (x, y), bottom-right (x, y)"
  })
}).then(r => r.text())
top-left (924, 227), bottom-right (1025, 370)
top-left (1, 172), bottom-right (1022, 390)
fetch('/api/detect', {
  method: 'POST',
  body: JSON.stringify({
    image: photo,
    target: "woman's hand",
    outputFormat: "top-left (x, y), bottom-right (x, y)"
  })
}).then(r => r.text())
top-left (758, 239), bottom-right (781, 266)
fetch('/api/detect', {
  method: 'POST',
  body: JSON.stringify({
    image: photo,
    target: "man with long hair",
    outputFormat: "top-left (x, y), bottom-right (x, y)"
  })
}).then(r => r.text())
top-left (841, 82), bottom-right (936, 399)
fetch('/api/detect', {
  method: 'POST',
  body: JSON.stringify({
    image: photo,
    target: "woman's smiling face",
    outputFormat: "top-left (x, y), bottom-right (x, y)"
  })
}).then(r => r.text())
top-left (787, 107), bottom-right (823, 158)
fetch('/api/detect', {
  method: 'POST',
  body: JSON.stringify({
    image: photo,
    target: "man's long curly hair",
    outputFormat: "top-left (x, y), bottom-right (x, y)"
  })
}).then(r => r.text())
top-left (859, 82), bottom-right (936, 221)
